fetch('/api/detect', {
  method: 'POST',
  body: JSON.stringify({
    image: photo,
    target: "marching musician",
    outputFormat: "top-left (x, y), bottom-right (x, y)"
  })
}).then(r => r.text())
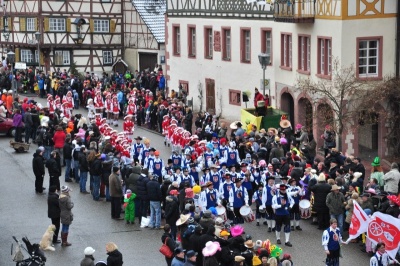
top-left (130, 136), bottom-right (143, 164)
top-left (262, 176), bottom-right (276, 232)
top-left (138, 138), bottom-right (151, 166)
top-left (272, 184), bottom-right (294, 247)
top-left (218, 138), bottom-right (228, 164)
top-left (143, 147), bottom-right (156, 170)
top-left (287, 178), bottom-right (304, 231)
top-left (200, 166), bottom-right (211, 186)
top-left (149, 150), bottom-right (164, 183)
top-left (181, 151), bottom-right (193, 169)
top-left (203, 143), bottom-right (215, 169)
top-left (226, 141), bottom-right (241, 168)
top-left (170, 150), bottom-right (182, 170)
top-left (94, 90), bottom-right (104, 118)
top-left (240, 162), bottom-right (254, 206)
top-left (209, 164), bottom-right (222, 190)
top-left (189, 163), bottom-right (202, 184)
top-left (123, 114), bottom-right (134, 140)
top-left (177, 167), bottom-right (195, 188)
top-left (200, 181), bottom-right (221, 210)
top-left (253, 183), bottom-right (266, 226)
top-left (104, 92), bottom-right (112, 124)
top-left (229, 178), bottom-right (248, 224)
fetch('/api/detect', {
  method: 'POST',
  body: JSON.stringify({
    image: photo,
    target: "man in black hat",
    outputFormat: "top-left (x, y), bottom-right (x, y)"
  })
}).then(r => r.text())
top-left (131, 136), bottom-right (143, 164)
top-left (229, 178), bottom-right (248, 224)
top-left (262, 175), bottom-right (276, 232)
top-left (171, 248), bottom-right (186, 265)
top-left (272, 184), bottom-right (294, 247)
top-left (143, 147), bottom-right (156, 169)
top-left (353, 157), bottom-right (365, 181)
top-left (183, 250), bottom-right (198, 266)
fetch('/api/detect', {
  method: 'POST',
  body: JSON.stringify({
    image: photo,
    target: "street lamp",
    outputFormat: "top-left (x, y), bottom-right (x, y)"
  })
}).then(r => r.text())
top-left (35, 31), bottom-right (41, 71)
top-left (7, 51), bottom-right (15, 97)
top-left (258, 53), bottom-right (270, 96)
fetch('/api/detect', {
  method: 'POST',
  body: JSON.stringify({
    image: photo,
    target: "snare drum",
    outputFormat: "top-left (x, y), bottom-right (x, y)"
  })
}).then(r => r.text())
top-left (239, 205), bottom-right (255, 223)
top-left (216, 206), bottom-right (227, 222)
top-left (299, 199), bottom-right (311, 219)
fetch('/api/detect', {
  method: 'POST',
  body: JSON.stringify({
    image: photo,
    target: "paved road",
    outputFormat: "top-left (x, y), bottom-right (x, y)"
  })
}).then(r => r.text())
top-left (0, 96), bottom-right (371, 265)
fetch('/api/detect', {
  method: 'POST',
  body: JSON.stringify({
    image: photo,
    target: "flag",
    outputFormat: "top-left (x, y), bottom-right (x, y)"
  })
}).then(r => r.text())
top-left (367, 212), bottom-right (400, 260)
top-left (345, 200), bottom-right (371, 243)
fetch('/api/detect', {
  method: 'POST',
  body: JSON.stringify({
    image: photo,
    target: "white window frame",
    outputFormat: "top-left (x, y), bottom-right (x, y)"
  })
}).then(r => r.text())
top-left (175, 27), bottom-right (180, 55)
top-left (358, 40), bottom-right (379, 77)
top-left (282, 34), bottom-right (292, 67)
top-left (103, 50), bottom-right (113, 65)
top-left (21, 49), bottom-right (34, 63)
top-left (319, 38), bottom-right (332, 75)
top-left (49, 18), bottom-right (66, 32)
top-left (264, 31), bottom-right (272, 56)
top-left (26, 18), bottom-right (36, 32)
top-left (191, 28), bottom-right (196, 56)
top-left (244, 30), bottom-right (250, 61)
top-left (93, 19), bottom-right (110, 33)
top-left (225, 29), bottom-right (231, 60)
top-left (54, 50), bottom-right (71, 66)
top-left (299, 36), bottom-right (310, 71)
top-left (206, 28), bottom-right (213, 58)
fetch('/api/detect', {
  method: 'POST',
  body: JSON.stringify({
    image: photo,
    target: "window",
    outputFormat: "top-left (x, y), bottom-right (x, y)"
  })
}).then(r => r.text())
top-left (241, 28), bottom-right (251, 63)
top-left (49, 18), bottom-right (66, 32)
top-left (318, 37), bottom-right (332, 77)
top-left (94, 19), bottom-right (109, 33)
top-left (188, 26), bottom-right (196, 58)
top-left (21, 49), bottom-right (34, 63)
top-left (103, 51), bottom-right (112, 65)
top-left (173, 25), bottom-right (180, 56)
top-left (298, 35), bottom-right (311, 73)
top-left (281, 33), bottom-right (292, 69)
top-left (54, 50), bottom-right (70, 65)
top-left (229, 90), bottom-right (241, 106)
top-left (222, 27), bottom-right (231, 61)
top-left (204, 27), bottom-right (213, 59)
top-left (26, 18), bottom-right (36, 32)
top-left (179, 80), bottom-right (189, 94)
top-left (261, 29), bottom-right (272, 65)
top-left (357, 37), bottom-right (382, 79)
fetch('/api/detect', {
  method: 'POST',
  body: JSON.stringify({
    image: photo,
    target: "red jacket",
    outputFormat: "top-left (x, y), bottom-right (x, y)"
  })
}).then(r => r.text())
top-left (254, 92), bottom-right (264, 107)
top-left (53, 130), bottom-right (66, 149)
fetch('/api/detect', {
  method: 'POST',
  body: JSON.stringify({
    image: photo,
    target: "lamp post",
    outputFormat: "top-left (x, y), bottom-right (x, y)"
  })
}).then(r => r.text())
top-left (7, 51), bottom-right (15, 97)
top-left (35, 31), bottom-right (41, 71)
top-left (258, 53), bottom-right (271, 97)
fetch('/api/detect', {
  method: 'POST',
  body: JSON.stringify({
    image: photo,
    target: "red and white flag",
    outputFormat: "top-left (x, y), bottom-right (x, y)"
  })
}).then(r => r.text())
top-left (345, 200), bottom-right (371, 243)
top-left (367, 212), bottom-right (400, 260)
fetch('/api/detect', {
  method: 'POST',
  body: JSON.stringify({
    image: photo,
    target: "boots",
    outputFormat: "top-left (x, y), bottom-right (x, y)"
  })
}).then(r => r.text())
top-left (61, 232), bottom-right (72, 247)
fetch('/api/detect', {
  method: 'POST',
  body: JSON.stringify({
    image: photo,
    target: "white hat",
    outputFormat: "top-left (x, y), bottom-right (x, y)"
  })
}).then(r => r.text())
top-left (8, 90), bottom-right (12, 94)
top-left (84, 246), bottom-right (95, 255)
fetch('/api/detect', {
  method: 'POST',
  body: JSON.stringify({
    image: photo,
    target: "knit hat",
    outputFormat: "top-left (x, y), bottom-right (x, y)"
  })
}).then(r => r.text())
top-left (371, 157), bottom-right (380, 167)
top-left (84, 247), bottom-right (95, 255)
top-left (61, 185), bottom-right (71, 193)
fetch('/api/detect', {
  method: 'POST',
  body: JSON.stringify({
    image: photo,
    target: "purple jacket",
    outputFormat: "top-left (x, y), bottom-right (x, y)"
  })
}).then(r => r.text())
top-left (12, 113), bottom-right (23, 127)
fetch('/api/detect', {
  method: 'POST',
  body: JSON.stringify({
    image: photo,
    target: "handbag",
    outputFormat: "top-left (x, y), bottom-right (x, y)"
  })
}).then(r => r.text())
top-left (159, 237), bottom-right (173, 258)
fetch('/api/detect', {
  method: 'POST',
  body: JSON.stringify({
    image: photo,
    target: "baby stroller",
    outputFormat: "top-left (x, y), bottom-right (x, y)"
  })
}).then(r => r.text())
top-left (11, 236), bottom-right (46, 266)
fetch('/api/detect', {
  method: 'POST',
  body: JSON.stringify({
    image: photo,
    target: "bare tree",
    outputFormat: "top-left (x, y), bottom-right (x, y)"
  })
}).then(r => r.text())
top-left (296, 59), bottom-right (370, 151)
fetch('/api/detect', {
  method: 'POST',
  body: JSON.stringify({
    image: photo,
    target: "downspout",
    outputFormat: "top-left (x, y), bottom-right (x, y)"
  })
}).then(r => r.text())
top-left (396, 0), bottom-right (400, 78)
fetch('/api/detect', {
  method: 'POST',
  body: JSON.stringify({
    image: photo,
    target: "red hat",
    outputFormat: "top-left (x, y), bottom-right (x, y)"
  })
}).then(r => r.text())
top-left (220, 138), bottom-right (226, 144)
top-left (169, 189), bottom-right (179, 195)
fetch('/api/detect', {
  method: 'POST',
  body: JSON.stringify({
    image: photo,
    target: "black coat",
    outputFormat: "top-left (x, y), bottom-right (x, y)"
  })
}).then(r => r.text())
top-left (46, 157), bottom-right (61, 177)
top-left (63, 142), bottom-right (73, 160)
top-left (78, 153), bottom-right (89, 172)
top-left (32, 153), bottom-right (45, 177)
top-left (165, 196), bottom-right (180, 225)
top-left (107, 249), bottom-right (123, 266)
top-left (136, 174), bottom-right (149, 200)
top-left (47, 192), bottom-right (61, 219)
top-left (126, 166), bottom-right (141, 194)
top-left (146, 179), bottom-right (161, 201)
top-left (90, 158), bottom-right (103, 176)
top-left (310, 182), bottom-right (331, 212)
top-left (161, 232), bottom-right (177, 252)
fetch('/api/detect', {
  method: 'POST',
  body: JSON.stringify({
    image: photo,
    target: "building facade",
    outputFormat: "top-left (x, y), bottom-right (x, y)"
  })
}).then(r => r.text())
top-left (165, 0), bottom-right (398, 158)
top-left (0, 0), bottom-right (166, 74)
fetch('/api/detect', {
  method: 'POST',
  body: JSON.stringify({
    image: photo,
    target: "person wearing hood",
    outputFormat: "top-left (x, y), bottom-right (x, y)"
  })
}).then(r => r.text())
top-left (106, 242), bottom-right (123, 266)
top-left (32, 148), bottom-right (46, 194)
top-left (47, 186), bottom-right (61, 244)
top-left (59, 185), bottom-right (74, 246)
top-left (46, 150), bottom-right (61, 191)
top-left (165, 189), bottom-right (180, 240)
top-left (12, 109), bottom-right (23, 142)
top-left (109, 166), bottom-right (123, 220)
top-left (136, 168), bottom-right (150, 224)
top-left (80, 247), bottom-right (95, 266)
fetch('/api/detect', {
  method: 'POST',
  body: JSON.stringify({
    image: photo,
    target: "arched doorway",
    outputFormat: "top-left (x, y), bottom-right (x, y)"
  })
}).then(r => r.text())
top-left (357, 110), bottom-right (380, 158)
top-left (281, 92), bottom-right (294, 127)
top-left (298, 97), bottom-right (313, 132)
top-left (316, 103), bottom-right (334, 149)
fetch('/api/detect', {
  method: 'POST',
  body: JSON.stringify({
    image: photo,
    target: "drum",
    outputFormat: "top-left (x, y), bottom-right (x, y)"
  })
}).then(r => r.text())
top-left (299, 199), bottom-right (311, 219)
top-left (216, 206), bottom-right (227, 222)
top-left (239, 205), bottom-right (255, 223)
top-left (259, 206), bottom-right (266, 213)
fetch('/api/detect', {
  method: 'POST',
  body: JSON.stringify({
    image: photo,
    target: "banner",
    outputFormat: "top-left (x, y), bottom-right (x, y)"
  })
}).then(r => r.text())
top-left (367, 212), bottom-right (400, 260)
top-left (345, 200), bottom-right (371, 243)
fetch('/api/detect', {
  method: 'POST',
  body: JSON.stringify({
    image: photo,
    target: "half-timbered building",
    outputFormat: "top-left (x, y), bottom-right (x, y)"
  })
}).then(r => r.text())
top-left (165, 0), bottom-right (398, 158)
top-left (0, 0), bottom-right (166, 73)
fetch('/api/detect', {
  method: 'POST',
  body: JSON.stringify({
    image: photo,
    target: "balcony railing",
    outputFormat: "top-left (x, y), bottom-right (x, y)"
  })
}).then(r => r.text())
top-left (274, 0), bottom-right (315, 23)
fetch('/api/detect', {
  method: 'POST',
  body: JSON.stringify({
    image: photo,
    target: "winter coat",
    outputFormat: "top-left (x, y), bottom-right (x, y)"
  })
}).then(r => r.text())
top-left (63, 142), bottom-right (73, 160)
top-left (46, 157), bottom-right (61, 177)
top-left (310, 182), bottom-right (331, 213)
top-left (80, 255), bottom-right (95, 266)
top-left (106, 249), bottom-right (123, 266)
top-left (147, 179), bottom-right (162, 201)
top-left (109, 172), bottom-right (123, 198)
top-left (90, 158), bottom-right (102, 176)
top-left (53, 130), bottom-right (66, 149)
top-left (136, 174), bottom-right (149, 200)
top-left (165, 195), bottom-right (180, 225)
top-left (32, 152), bottom-right (45, 177)
top-left (383, 169), bottom-right (400, 194)
top-left (360, 198), bottom-right (375, 213)
top-left (172, 257), bottom-right (185, 266)
top-left (78, 152), bottom-right (89, 172)
top-left (47, 192), bottom-right (61, 219)
top-left (379, 201), bottom-right (400, 218)
top-left (161, 232), bottom-right (177, 253)
top-left (59, 193), bottom-right (74, 225)
top-left (126, 166), bottom-right (141, 194)
top-left (326, 192), bottom-right (345, 215)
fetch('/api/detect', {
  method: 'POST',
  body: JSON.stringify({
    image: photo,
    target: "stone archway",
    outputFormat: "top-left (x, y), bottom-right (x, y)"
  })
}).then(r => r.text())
top-left (316, 103), bottom-right (334, 149)
top-left (298, 97), bottom-right (313, 132)
top-left (281, 92), bottom-right (295, 127)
